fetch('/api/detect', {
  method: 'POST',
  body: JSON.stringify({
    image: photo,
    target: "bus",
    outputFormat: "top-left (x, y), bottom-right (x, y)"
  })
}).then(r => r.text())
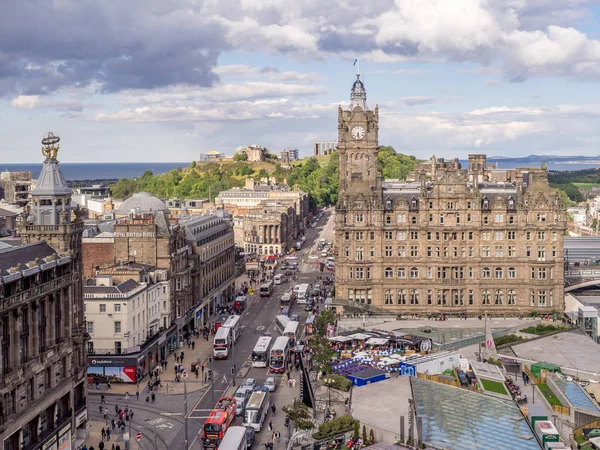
top-left (274, 315), bottom-right (290, 334)
top-left (260, 280), bottom-right (274, 297)
top-left (251, 336), bottom-right (272, 368)
top-left (269, 336), bottom-right (290, 373)
top-left (222, 315), bottom-right (242, 343)
top-left (283, 321), bottom-right (300, 348)
top-left (243, 390), bottom-right (270, 432)
top-left (218, 427), bottom-right (247, 450)
top-left (296, 284), bottom-right (309, 304)
top-left (213, 326), bottom-right (231, 359)
top-left (201, 397), bottom-right (237, 449)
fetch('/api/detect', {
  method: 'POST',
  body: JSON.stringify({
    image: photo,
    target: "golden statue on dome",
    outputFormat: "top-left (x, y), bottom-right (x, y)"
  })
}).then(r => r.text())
top-left (41, 132), bottom-right (60, 160)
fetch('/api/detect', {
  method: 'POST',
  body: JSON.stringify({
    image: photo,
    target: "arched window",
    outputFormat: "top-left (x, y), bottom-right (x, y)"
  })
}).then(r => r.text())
top-left (482, 289), bottom-right (491, 305)
top-left (494, 289), bottom-right (503, 305)
top-left (397, 289), bottom-right (406, 305)
top-left (410, 267), bottom-right (419, 279)
top-left (384, 290), bottom-right (393, 305)
top-left (482, 267), bottom-right (491, 278)
top-left (410, 290), bottom-right (419, 305)
top-left (384, 267), bottom-right (393, 278)
top-left (386, 215), bottom-right (392, 224)
top-left (494, 267), bottom-right (503, 278)
top-left (397, 267), bottom-right (406, 279)
top-left (507, 290), bottom-right (516, 305)
top-left (508, 267), bottom-right (516, 279)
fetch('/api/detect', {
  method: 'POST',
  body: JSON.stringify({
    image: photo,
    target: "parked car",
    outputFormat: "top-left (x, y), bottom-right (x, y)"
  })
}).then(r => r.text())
top-left (264, 377), bottom-right (277, 392)
top-left (234, 387), bottom-right (252, 415)
top-left (290, 313), bottom-right (299, 322)
top-left (243, 378), bottom-right (256, 390)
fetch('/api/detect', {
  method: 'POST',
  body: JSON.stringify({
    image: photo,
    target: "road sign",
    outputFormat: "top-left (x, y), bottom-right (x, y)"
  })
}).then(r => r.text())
top-left (182, 371), bottom-right (188, 378)
top-left (486, 339), bottom-right (493, 347)
top-left (136, 432), bottom-right (142, 441)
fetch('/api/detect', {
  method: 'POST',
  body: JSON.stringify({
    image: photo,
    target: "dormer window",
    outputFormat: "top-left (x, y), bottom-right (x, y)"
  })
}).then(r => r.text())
top-left (482, 197), bottom-right (489, 210)
top-left (410, 197), bottom-right (418, 210)
top-left (385, 197), bottom-right (392, 210)
top-left (508, 197), bottom-right (515, 210)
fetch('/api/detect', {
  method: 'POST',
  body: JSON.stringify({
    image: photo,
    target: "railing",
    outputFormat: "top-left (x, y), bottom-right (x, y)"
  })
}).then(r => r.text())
top-left (1, 274), bottom-right (74, 309)
top-left (417, 372), bottom-right (461, 388)
top-left (552, 404), bottom-right (571, 415)
top-left (573, 418), bottom-right (600, 438)
top-left (523, 365), bottom-right (546, 385)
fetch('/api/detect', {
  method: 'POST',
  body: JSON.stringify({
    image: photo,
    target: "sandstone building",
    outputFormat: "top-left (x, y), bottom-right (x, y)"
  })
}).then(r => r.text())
top-left (334, 76), bottom-right (566, 314)
top-left (0, 135), bottom-right (88, 449)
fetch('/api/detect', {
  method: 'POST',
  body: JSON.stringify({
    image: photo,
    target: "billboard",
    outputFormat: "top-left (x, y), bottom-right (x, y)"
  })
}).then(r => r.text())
top-left (87, 365), bottom-right (137, 383)
top-left (58, 425), bottom-right (71, 450)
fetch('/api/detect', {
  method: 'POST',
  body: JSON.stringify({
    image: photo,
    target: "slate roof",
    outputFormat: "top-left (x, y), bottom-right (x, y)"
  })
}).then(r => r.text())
top-left (32, 159), bottom-right (71, 196)
top-left (84, 279), bottom-right (142, 296)
top-left (0, 241), bottom-right (58, 277)
top-left (116, 192), bottom-right (169, 214)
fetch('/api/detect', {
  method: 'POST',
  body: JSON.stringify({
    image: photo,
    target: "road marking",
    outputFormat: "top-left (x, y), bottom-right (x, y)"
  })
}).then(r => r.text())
top-left (188, 415), bottom-right (211, 419)
top-left (160, 413), bottom-right (183, 416)
top-left (147, 418), bottom-right (174, 429)
top-left (257, 326), bottom-right (265, 330)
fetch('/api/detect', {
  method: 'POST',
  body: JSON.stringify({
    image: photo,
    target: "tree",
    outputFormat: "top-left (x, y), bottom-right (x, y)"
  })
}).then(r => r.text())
top-left (233, 153), bottom-right (248, 162)
top-left (353, 421), bottom-right (360, 439)
top-left (282, 399), bottom-right (314, 430)
top-left (362, 425), bottom-right (367, 443)
top-left (311, 334), bottom-right (335, 374)
top-left (369, 429), bottom-right (375, 444)
top-left (315, 309), bottom-right (335, 337)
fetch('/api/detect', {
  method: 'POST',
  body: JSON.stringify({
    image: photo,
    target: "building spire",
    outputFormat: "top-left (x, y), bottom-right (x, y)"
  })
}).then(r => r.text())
top-left (349, 73), bottom-right (368, 110)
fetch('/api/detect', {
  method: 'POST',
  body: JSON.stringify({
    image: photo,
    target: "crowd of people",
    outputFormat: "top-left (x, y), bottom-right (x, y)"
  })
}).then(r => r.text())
top-left (505, 376), bottom-right (528, 404)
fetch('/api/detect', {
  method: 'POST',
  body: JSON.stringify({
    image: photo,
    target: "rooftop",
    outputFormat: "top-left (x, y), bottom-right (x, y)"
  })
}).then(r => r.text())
top-left (0, 241), bottom-right (61, 279)
top-left (412, 377), bottom-right (540, 450)
top-left (115, 192), bottom-right (169, 215)
top-left (84, 279), bottom-right (142, 296)
top-left (552, 378), bottom-right (600, 413)
top-left (501, 329), bottom-right (600, 375)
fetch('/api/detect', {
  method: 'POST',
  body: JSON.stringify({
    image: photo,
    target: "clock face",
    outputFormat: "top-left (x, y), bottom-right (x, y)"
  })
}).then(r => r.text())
top-left (351, 126), bottom-right (365, 140)
top-left (420, 339), bottom-right (432, 352)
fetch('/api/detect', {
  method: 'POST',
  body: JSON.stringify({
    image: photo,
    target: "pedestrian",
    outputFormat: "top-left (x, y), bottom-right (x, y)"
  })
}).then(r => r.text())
top-left (98, 442), bottom-right (104, 450)
top-left (181, 351), bottom-right (185, 362)
top-left (125, 392), bottom-right (129, 401)
top-left (116, 445), bottom-right (121, 450)
top-left (271, 404), bottom-right (276, 415)
top-left (111, 419), bottom-right (116, 430)
top-left (136, 391), bottom-right (139, 401)
top-left (268, 420), bottom-right (273, 431)
top-left (151, 392), bottom-right (156, 403)
top-left (106, 428), bottom-right (111, 441)
top-left (101, 428), bottom-right (106, 440)
top-left (112, 445), bottom-right (115, 450)
top-left (192, 341), bottom-right (196, 350)
top-left (107, 380), bottom-right (111, 390)
top-left (114, 404), bottom-right (119, 414)
top-left (276, 431), bottom-right (281, 443)
top-left (101, 394), bottom-right (105, 404)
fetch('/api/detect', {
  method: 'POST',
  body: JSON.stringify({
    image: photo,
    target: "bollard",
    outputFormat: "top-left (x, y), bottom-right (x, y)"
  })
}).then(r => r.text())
top-left (166, 383), bottom-right (169, 395)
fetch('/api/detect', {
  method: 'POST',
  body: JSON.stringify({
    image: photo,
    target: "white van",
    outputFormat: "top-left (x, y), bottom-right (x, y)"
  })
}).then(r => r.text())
top-left (274, 274), bottom-right (286, 285)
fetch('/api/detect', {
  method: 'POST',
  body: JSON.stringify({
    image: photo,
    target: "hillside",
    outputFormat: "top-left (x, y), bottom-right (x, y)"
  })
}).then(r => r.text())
top-left (109, 147), bottom-right (417, 208)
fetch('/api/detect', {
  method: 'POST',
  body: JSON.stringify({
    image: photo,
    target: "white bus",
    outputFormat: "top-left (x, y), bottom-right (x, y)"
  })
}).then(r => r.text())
top-left (274, 315), bottom-right (290, 334)
top-left (243, 390), bottom-right (270, 432)
top-left (283, 321), bottom-right (300, 347)
top-left (296, 284), bottom-right (310, 304)
top-left (219, 426), bottom-right (247, 450)
top-left (222, 315), bottom-right (242, 343)
top-left (260, 280), bottom-right (274, 297)
top-left (251, 336), bottom-right (272, 368)
top-left (213, 326), bottom-right (231, 359)
top-left (269, 336), bottom-right (290, 373)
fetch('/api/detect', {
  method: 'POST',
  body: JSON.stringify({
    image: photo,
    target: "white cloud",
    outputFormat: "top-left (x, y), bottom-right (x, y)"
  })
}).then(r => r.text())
top-left (10, 95), bottom-right (84, 111)
top-left (214, 65), bottom-right (324, 83)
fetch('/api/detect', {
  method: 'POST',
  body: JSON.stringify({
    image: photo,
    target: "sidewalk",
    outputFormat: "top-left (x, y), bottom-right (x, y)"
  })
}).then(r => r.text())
top-left (256, 374), bottom-right (301, 450)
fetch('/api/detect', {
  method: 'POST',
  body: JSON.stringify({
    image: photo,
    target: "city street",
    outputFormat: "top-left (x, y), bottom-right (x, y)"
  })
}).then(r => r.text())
top-left (87, 209), bottom-right (335, 450)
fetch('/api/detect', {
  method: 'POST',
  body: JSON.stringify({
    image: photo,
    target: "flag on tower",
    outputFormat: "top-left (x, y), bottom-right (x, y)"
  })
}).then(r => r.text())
top-left (353, 58), bottom-right (358, 66)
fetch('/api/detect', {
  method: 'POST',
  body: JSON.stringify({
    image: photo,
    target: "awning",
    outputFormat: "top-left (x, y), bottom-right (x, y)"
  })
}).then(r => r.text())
top-left (366, 337), bottom-right (389, 345)
top-left (328, 336), bottom-right (353, 343)
top-left (347, 333), bottom-right (371, 340)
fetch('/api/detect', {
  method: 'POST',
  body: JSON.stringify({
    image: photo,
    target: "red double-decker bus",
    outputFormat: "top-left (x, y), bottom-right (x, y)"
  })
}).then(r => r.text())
top-left (201, 397), bottom-right (237, 449)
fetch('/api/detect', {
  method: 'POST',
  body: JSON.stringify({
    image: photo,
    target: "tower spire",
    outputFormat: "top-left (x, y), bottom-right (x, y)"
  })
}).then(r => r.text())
top-left (349, 73), bottom-right (368, 110)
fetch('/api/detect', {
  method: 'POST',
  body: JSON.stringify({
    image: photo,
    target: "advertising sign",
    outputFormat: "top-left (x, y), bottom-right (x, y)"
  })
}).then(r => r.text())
top-left (87, 365), bottom-right (137, 383)
top-left (58, 424), bottom-right (71, 450)
top-left (42, 436), bottom-right (57, 450)
top-left (399, 362), bottom-right (416, 376)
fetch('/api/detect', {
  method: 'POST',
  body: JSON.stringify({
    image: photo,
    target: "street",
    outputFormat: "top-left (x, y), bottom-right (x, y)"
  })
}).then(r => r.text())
top-left (86, 208), bottom-right (335, 450)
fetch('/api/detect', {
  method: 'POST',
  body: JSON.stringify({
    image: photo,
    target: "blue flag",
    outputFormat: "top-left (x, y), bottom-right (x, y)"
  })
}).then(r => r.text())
top-left (353, 58), bottom-right (358, 66)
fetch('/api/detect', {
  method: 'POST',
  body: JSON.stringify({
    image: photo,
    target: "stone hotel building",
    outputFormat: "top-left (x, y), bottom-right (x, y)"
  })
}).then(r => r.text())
top-left (334, 75), bottom-right (566, 314)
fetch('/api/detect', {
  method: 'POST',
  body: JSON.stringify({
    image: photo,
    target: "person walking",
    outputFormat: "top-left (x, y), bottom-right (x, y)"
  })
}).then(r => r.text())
top-left (106, 428), bottom-right (111, 441)
top-left (136, 391), bottom-right (139, 401)
top-left (271, 404), bottom-right (276, 416)
top-left (101, 428), bottom-right (106, 441)
top-left (268, 420), bottom-right (273, 431)
top-left (151, 392), bottom-right (156, 403)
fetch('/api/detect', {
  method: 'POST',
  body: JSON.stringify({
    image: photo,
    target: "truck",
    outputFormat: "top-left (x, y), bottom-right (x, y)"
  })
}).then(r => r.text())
top-left (295, 240), bottom-right (303, 250)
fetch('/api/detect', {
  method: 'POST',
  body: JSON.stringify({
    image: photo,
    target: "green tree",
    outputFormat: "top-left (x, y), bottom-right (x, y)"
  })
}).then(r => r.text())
top-left (315, 309), bottom-right (335, 337)
top-left (233, 153), bottom-right (248, 161)
top-left (353, 421), bottom-right (360, 439)
top-left (311, 334), bottom-right (335, 374)
top-left (282, 399), bottom-right (314, 430)
top-left (362, 425), bottom-right (367, 443)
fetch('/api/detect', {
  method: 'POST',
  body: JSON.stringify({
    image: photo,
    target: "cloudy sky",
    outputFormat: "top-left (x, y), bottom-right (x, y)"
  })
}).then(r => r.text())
top-left (2, 0), bottom-right (600, 163)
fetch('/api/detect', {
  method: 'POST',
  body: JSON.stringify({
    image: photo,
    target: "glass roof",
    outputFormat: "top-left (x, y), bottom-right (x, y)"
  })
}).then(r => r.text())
top-left (412, 377), bottom-right (541, 450)
top-left (552, 379), bottom-right (600, 413)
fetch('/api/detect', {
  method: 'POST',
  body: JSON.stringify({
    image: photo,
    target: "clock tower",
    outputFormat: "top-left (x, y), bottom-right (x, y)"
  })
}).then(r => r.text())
top-left (337, 74), bottom-right (382, 207)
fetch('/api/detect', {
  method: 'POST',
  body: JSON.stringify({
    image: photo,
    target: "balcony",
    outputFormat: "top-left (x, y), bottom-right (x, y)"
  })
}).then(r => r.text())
top-left (1, 274), bottom-right (74, 310)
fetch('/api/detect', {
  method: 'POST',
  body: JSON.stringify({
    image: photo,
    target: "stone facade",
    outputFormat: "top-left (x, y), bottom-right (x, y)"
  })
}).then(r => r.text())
top-left (0, 141), bottom-right (88, 449)
top-left (215, 177), bottom-right (309, 231)
top-left (237, 145), bottom-right (266, 162)
top-left (334, 76), bottom-right (566, 315)
top-left (0, 171), bottom-right (34, 208)
top-left (233, 206), bottom-right (296, 256)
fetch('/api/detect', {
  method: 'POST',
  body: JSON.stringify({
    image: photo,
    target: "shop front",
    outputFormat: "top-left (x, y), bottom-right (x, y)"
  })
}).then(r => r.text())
top-left (194, 305), bottom-right (203, 329)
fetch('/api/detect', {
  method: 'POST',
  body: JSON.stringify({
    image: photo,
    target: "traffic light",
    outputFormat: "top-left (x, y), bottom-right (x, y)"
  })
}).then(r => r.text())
top-left (231, 367), bottom-right (236, 375)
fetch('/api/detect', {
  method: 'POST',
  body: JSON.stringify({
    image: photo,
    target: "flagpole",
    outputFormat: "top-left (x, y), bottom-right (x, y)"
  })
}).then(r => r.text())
top-left (356, 58), bottom-right (360, 76)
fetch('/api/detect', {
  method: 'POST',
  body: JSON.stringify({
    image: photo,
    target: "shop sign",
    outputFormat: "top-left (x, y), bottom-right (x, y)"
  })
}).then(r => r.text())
top-left (76, 410), bottom-right (87, 427)
top-left (42, 435), bottom-right (57, 450)
top-left (58, 424), bottom-right (71, 450)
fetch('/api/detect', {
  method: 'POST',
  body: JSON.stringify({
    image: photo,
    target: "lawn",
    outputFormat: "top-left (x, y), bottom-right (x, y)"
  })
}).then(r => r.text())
top-left (480, 378), bottom-right (509, 396)
top-left (573, 182), bottom-right (599, 190)
top-left (538, 384), bottom-right (564, 407)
